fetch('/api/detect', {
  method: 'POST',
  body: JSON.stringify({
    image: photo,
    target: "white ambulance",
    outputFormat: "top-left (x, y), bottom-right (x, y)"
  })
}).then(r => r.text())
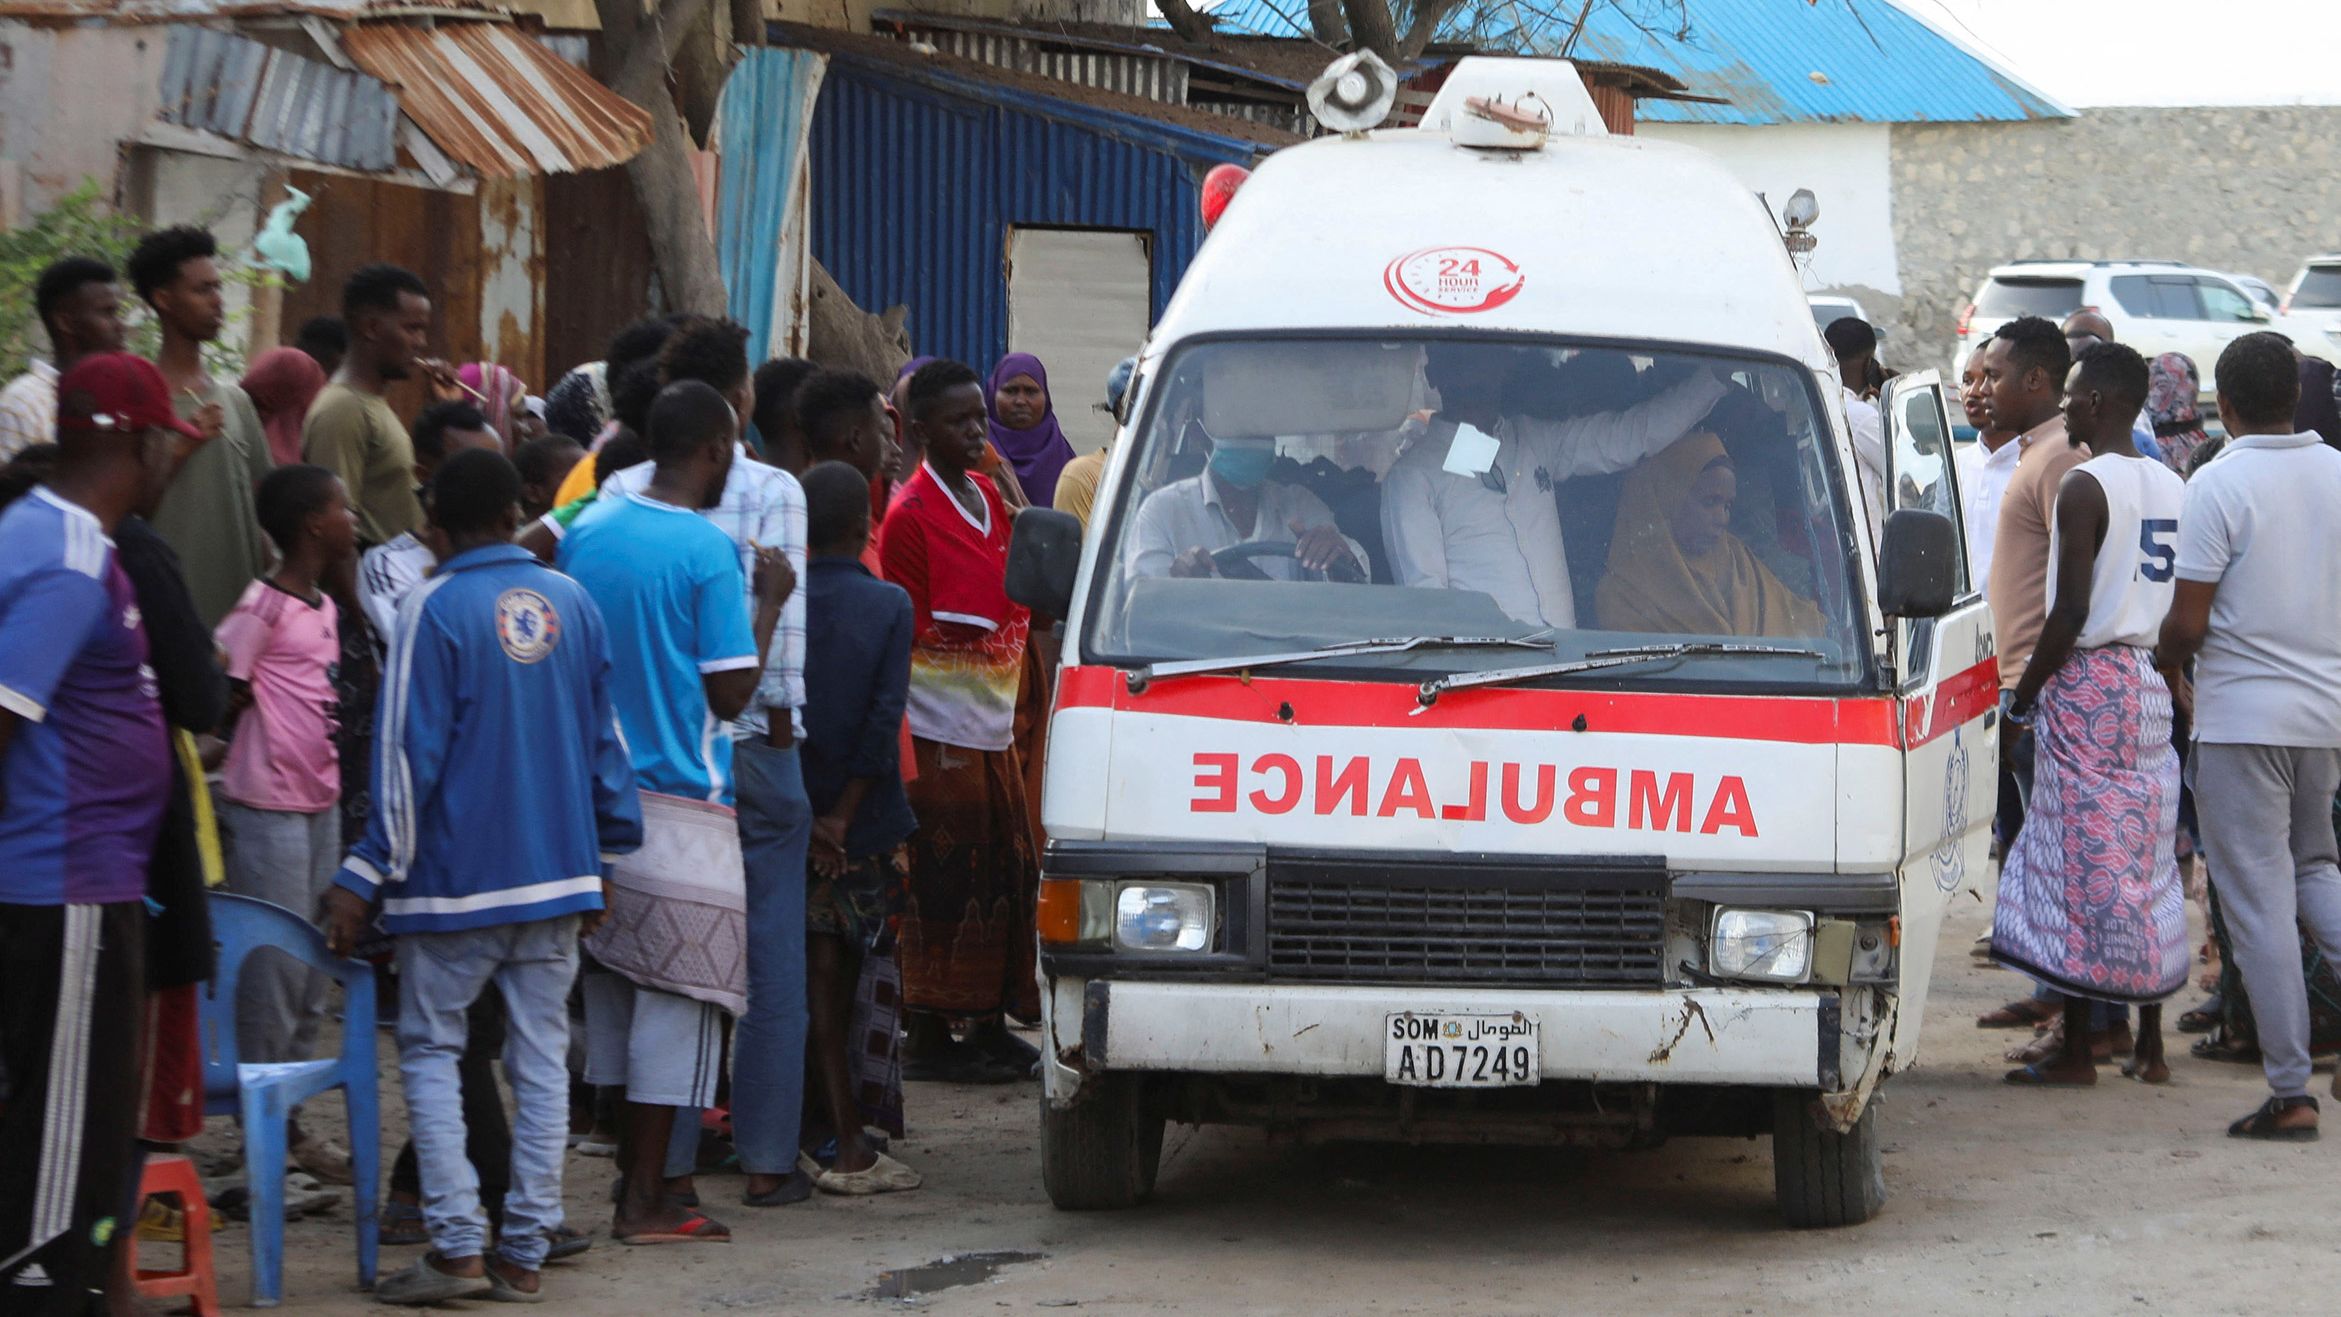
top-left (1007, 56), bottom-right (1992, 1228)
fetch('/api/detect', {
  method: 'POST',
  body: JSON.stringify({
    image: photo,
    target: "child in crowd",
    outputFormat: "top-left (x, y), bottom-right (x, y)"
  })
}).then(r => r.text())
top-left (797, 462), bottom-right (921, 1194)
top-left (215, 462), bottom-right (360, 1182)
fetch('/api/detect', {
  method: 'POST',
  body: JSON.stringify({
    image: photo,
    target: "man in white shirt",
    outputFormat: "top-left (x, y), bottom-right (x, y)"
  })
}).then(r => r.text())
top-left (356, 402), bottom-right (501, 649)
top-left (1378, 346), bottom-right (1725, 628)
top-left (1823, 318), bottom-right (1887, 539)
top-left (1953, 350), bottom-right (2022, 590)
top-left (2156, 331), bottom-right (2341, 1142)
top-left (0, 257), bottom-right (127, 459)
top-left (1126, 435), bottom-right (1364, 582)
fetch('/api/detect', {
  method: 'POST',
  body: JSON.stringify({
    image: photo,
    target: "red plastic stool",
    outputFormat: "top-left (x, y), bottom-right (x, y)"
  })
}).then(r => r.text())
top-left (129, 1152), bottom-right (220, 1317)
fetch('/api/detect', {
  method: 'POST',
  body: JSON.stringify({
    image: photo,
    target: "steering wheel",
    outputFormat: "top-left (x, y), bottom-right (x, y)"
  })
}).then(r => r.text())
top-left (1210, 541), bottom-right (1367, 585)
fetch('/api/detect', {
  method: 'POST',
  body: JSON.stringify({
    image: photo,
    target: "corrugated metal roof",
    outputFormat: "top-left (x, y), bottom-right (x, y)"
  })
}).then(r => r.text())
top-left (916, 29), bottom-right (1191, 106)
top-left (158, 24), bottom-right (399, 170)
top-left (804, 46), bottom-right (1264, 375)
top-left (0, 0), bottom-right (510, 20)
top-left (341, 20), bottom-right (652, 177)
top-left (1199, 0), bottom-right (2072, 125)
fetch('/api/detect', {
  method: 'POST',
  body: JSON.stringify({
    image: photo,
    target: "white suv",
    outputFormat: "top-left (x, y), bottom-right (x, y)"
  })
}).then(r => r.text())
top-left (2275, 255), bottom-right (2341, 365)
top-left (1951, 260), bottom-right (2275, 390)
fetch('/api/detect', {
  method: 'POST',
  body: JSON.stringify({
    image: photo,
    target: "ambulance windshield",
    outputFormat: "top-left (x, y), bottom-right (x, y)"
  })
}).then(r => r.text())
top-left (1082, 336), bottom-right (1875, 688)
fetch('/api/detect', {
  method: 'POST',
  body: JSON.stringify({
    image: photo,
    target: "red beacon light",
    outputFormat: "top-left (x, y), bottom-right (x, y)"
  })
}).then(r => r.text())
top-left (1201, 164), bottom-right (1249, 231)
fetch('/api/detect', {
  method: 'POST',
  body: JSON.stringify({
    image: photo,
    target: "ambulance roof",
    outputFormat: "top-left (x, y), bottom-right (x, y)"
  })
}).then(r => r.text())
top-left (1152, 127), bottom-right (1829, 372)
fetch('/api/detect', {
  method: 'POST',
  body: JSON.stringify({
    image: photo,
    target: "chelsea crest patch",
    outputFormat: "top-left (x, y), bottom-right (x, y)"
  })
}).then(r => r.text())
top-left (495, 588), bottom-right (561, 663)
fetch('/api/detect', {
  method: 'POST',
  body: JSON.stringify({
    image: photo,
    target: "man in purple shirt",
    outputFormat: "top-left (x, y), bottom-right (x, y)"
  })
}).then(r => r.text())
top-left (0, 352), bottom-right (192, 1312)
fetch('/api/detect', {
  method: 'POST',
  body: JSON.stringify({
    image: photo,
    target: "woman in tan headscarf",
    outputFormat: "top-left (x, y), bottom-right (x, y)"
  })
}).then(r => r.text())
top-left (1596, 431), bottom-right (1823, 638)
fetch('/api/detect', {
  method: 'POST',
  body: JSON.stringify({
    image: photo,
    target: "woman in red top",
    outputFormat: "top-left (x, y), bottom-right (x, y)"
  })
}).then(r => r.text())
top-left (880, 361), bottom-right (1040, 1083)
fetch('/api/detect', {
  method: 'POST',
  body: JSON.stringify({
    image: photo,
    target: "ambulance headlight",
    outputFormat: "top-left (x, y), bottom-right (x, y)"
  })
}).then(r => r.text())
top-left (1114, 884), bottom-right (1214, 953)
top-left (1710, 908), bottom-right (1814, 983)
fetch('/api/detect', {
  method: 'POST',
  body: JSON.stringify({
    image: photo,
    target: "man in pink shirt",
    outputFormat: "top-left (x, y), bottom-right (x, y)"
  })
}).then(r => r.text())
top-left (215, 461), bottom-right (359, 1185)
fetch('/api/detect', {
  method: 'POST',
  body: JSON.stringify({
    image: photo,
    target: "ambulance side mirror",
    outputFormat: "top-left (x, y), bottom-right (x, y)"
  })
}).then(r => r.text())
top-left (1008, 508), bottom-right (1084, 621)
top-left (1876, 508), bottom-right (1958, 618)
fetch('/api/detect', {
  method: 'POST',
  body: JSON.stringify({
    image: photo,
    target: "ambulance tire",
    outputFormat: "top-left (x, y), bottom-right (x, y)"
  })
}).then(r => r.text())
top-left (1770, 1090), bottom-right (1885, 1228)
top-left (1041, 1074), bottom-right (1164, 1210)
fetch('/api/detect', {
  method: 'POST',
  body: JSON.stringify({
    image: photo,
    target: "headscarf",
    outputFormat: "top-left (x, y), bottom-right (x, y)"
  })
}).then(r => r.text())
top-left (239, 346), bottom-right (327, 467)
top-left (984, 352), bottom-right (1077, 509)
top-left (2146, 353), bottom-right (2208, 476)
top-left (457, 362), bottom-right (525, 448)
top-left (1595, 432), bottom-right (1824, 639)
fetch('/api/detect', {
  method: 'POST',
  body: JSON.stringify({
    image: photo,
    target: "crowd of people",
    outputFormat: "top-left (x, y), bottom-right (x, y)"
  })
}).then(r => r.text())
top-left (8, 222), bottom-right (2341, 1313)
top-left (1899, 311), bottom-right (2341, 1138)
top-left (0, 234), bottom-right (1112, 1311)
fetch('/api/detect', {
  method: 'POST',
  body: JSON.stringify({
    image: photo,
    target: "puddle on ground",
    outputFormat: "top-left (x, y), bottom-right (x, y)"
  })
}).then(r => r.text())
top-left (871, 1250), bottom-right (1046, 1300)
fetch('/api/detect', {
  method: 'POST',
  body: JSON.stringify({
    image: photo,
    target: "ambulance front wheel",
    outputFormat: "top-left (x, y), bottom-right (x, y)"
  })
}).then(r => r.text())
top-left (1041, 1073), bottom-right (1164, 1210)
top-left (1770, 1089), bottom-right (1885, 1228)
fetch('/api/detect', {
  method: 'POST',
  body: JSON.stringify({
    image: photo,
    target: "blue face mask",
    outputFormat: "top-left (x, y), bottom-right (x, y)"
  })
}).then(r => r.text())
top-left (1208, 443), bottom-right (1275, 488)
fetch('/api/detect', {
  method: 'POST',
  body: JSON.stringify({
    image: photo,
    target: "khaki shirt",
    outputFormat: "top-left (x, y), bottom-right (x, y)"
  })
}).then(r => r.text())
top-left (152, 378), bottom-right (272, 627)
top-left (1986, 415), bottom-right (2087, 690)
top-left (303, 382), bottom-right (421, 546)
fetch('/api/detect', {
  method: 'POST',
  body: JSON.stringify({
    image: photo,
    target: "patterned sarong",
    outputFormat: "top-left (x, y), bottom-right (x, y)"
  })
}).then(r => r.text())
top-left (899, 738), bottom-right (1039, 1019)
top-left (585, 791), bottom-right (749, 1016)
top-left (1992, 646), bottom-right (2189, 1003)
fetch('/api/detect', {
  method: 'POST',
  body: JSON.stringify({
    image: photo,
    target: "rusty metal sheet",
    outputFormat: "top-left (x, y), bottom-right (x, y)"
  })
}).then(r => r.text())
top-left (341, 20), bottom-right (651, 178)
top-left (158, 24), bottom-right (397, 171)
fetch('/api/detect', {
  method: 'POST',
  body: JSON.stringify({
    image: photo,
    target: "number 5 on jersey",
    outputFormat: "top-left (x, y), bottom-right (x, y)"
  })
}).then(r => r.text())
top-left (2138, 518), bottom-right (2178, 582)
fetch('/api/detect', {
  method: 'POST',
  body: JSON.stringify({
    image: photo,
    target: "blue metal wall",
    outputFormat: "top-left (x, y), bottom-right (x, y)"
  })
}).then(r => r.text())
top-left (718, 47), bottom-right (826, 364)
top-left (807, 53), bottom-right (1262, 372)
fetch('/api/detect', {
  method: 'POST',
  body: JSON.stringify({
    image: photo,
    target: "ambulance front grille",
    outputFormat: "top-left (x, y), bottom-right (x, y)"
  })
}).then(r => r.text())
top-left (1264, 874), bottom-right (1668, 987)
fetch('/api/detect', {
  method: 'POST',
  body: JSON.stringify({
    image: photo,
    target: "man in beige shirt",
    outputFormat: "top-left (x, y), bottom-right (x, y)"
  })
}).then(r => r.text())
top-left (1983, 316), bottom-right (2086, 696)
top-left (303, 264), bottom-right (432, 547)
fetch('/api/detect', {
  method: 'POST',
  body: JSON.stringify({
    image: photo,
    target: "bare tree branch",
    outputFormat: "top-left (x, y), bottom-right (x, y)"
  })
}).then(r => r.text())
top-left (1341, 0), bottom-right (1402, 60)
top-left (1558, 0), bottom-right (1598, 56)
top-left (1398, 0), bottom-right (1471, 59)
top-left (1307, 0), bottom-right (1350, 45)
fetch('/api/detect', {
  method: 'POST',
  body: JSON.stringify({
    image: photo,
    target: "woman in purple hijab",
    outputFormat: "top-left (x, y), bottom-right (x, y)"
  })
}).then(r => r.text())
top-left (986, 353), bottom-right (1078, 509)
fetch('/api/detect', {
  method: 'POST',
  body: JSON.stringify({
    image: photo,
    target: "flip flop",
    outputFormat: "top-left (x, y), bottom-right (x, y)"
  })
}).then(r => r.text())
top-left (2002, 1063), bottom-right (2095, 1087)
top-left (545, 1225), bottom-right (592, 1262)
top-left (616, 1210), bottom-right (732, 1245)
top-left (741, 1171), bottom-right (814, 1207)
top-left (375, 1254), bottom-right (494, 1306)
top-left (2178, 997), bottom-right (2223, 1033)
top-left (481, 1265), bottom-right (546, 1304)
top-left (1977, 998), bottom-right (2059, 1030)
top-left (814, 1152), bottom-right (924, 1196)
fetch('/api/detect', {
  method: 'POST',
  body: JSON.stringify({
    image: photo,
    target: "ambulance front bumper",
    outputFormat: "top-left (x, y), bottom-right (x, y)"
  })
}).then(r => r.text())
top-left (1065, 980), bottom-right (1851, 1089)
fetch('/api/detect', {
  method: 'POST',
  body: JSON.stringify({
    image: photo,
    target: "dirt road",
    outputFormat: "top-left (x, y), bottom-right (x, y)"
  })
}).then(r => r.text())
top-left (229, 897), bottom-right (2338, 1314)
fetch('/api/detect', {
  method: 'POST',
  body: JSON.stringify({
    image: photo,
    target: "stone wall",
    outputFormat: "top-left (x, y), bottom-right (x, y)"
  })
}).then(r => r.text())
top-left (1886, 105), bottom-right (2341, 374)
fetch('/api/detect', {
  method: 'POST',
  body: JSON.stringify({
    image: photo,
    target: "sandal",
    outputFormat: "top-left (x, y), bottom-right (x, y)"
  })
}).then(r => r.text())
top-left (2192, 1031), bottom-right (2260, 1063)
top-left (481, 1263), bottom-right (546, 1304)
top-left (545, 1224), bottom-right (591, 1262)
top-left (2177, 997), bottom-right (2223, 1034)
top-left (1977, 998), bottom-right (2059, 1030)
top-left (2228, 1095), bottom-right (2320, 1142)
top-left (375, 1253), bottom-right (493, 1306)
top-left (2003, 1063), bottom-right (2095, 1088)
top-left (615, 1209), bottom-right (731, 1245)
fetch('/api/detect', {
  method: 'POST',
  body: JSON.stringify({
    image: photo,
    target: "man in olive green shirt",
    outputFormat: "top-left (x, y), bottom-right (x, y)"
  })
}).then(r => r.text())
top-left (303, 264), bottom-right (433, 547)
top-left (129, 225), bottom-right (273, 625)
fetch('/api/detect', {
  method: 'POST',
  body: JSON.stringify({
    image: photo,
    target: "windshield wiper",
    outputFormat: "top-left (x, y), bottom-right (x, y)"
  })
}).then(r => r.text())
top-left (1126, 634), bottom-right (1555, 694)
top-left (1415, 641), bottom-right (1829, 707)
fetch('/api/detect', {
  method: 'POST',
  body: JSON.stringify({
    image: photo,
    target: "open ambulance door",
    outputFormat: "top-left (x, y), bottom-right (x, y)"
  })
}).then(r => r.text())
top-left (1880, 371), bottom-right (1999, 1065)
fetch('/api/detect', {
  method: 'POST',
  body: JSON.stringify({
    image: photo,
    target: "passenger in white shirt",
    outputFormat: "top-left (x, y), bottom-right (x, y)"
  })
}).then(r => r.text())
top-left (1378, 346), bottom-right (1725, 628)
top-left (1125, 436), bottom-right (1364, 582)
top-left (1823, 317), bottom-right (1887, 539)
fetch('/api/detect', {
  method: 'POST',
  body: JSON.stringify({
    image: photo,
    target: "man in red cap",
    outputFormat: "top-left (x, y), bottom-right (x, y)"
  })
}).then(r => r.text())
top-left (0, 353), bottom-right (194, 1313)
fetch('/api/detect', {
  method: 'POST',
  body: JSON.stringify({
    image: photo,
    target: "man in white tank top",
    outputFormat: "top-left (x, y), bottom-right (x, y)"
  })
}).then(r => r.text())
top-left (1990, 343), bottom-right (2189, 1087)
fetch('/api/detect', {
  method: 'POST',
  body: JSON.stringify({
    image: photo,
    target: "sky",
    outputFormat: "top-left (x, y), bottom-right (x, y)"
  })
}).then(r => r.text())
top-left (1901, 0), bottom-right (2341, 107)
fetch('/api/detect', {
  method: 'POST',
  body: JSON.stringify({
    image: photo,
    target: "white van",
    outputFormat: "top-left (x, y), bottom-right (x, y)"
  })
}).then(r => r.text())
top-left (1007, 57), bottom-right (1993, 1229)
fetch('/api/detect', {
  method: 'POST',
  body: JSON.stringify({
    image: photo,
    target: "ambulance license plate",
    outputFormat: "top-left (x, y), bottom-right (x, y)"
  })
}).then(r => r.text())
top-left (1384, 1012), bottom-right (1539, 1088)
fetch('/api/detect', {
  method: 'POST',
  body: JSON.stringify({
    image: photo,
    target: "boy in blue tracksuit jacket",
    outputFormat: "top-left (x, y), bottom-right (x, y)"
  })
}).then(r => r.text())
top-left (324, 450), bottom-right (640, 1306)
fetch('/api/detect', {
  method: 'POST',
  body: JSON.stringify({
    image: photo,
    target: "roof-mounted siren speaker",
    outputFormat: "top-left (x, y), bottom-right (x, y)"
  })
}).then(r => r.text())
top-left (1308, 50), bottom-right (1399, 136)
top-left (1781, 189), bottom-right (1820, 255)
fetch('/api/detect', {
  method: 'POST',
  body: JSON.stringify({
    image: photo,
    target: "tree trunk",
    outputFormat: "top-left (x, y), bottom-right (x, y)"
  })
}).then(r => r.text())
top-left (1340, 0), bottom-right (1401, 61)
top-left (599, 0), bottom-right (729, 315)
top-left (1399, 0), bottom-right (1469, 58)
top-left (805, 259), bottom-right (912, 382)
top-left (1307, 0), bottom-right (1349, 45)
top-left (1156, 0), bottom-right (1215, 44)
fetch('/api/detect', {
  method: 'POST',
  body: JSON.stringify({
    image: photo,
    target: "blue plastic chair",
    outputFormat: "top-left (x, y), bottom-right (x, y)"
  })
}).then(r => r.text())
top-left (198, 891), bottom-right (380, 1307)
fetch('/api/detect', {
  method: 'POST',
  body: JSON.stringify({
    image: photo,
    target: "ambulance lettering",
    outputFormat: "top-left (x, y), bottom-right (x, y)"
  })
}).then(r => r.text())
top-left (1188, 753), bottom-right (1758, 837)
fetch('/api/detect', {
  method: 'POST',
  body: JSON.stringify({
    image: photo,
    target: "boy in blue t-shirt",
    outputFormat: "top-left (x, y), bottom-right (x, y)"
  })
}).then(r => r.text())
top-left (557, 380), bottom-right (788, 1243)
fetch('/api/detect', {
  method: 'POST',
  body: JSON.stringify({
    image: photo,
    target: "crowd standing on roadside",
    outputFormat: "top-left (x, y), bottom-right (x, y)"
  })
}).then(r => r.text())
top-left (11, 227), bottom-right (2341, 1309)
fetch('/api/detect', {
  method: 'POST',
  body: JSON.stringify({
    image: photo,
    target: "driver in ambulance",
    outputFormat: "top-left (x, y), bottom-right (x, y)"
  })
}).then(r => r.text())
top-left (1124, 434), bottom-right (1366, 581)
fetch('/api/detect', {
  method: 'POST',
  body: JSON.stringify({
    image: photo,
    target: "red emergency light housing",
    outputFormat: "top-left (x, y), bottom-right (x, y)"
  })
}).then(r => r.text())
top-left (1201, 164), bottom-right (1250, 231)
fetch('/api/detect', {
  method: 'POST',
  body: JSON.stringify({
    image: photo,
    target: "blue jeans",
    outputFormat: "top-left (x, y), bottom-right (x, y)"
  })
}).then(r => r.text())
top-left (726, 738), bottom-right (812, 1177)
top-left (395, 917), bottom-right (581, 1269)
